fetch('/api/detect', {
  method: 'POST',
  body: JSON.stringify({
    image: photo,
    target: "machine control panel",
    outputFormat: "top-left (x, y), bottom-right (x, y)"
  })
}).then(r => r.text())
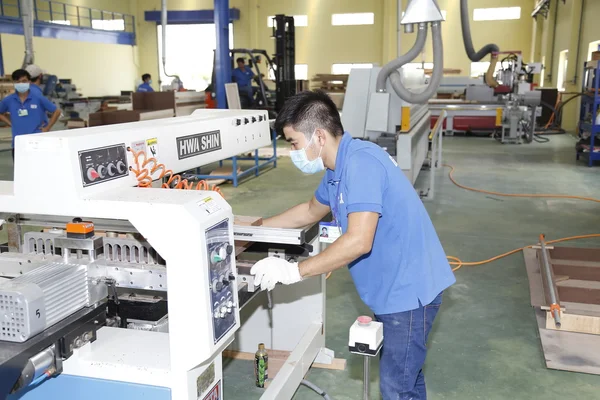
top-left (79, 144), bottom-right (129, 187)
top-left (206, 219), bottom-right (237, 343)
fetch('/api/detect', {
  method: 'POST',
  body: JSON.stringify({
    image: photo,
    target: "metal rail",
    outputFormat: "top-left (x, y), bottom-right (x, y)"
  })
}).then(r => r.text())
top-left (421, 109), bottom-right (446, 200)
top-left (539, 234), bottom-right (562, 328)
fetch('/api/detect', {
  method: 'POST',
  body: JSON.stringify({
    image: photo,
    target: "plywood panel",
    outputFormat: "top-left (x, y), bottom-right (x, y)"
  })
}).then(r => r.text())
top-left (545, 311), bottom-right (600, 335)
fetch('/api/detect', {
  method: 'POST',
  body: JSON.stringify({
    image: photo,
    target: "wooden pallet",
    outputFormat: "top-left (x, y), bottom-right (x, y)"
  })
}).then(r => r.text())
top-left (311, 74), bottom-right (348, 92)
top-left (524, 245), bottom-right (600, 375)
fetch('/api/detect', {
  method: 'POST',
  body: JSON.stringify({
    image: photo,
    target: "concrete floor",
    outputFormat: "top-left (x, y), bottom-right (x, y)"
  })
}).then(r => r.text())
top-left (1, 132), bottom-right (600, 398)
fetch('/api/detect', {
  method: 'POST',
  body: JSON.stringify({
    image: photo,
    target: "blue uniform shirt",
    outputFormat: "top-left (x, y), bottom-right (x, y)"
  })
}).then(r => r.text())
top-left (232, 67), bottom-right (254, 88)
top-left (137, 82), bottom-right (154, 92)
top-left (315, 132), bottom-right (456, 315)
top-left (0, 91), bottom-right (57, 147)
top-left (29, 84), bottom-right (48, 125)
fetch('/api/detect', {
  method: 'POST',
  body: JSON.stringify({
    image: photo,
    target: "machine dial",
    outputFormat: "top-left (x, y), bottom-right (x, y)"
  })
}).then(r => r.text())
top-left (211, 246), bottom-right (229, 263)
top-left (116, 161), bottom-right (127, 174)
top-left (86, 168), bottom-right (100, 181)
top-left (97, 165), bottom-right (107, 179)
top-left (107, 163), bottom-right (117, 176)
top-left (212, 278), bottom-right (220, 293)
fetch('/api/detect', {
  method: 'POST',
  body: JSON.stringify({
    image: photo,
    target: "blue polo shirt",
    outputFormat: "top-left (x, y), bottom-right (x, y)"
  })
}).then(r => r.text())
top-left (0, 91), bottom-right (57, 147)
top-left (315, 133), bottom-right (456, 315)
top-left (232, 67), bottom-right (254, 88)
top-left (137, 82), bottom-right (154, 92)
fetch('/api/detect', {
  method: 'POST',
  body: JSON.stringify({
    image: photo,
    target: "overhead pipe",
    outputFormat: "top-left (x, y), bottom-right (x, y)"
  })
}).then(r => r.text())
top-left (161, 0), bottom-right (176, 79)
top-left (20, 0), bottom-right (35, 68)
top-left (388, 22), bottom-right (444, 104)
top-left (459, 0), bottom-right (499, 87)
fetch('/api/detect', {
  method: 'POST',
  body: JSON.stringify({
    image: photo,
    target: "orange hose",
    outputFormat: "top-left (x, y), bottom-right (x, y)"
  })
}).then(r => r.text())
top-left (127, 148), bottom-right (223, 197)
top-left (444, 164), bottom-right (600, 271)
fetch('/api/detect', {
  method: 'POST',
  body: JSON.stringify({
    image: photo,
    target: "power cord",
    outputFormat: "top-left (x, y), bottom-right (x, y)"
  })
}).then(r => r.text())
top-left (442, 164), bottom-right (600, 271)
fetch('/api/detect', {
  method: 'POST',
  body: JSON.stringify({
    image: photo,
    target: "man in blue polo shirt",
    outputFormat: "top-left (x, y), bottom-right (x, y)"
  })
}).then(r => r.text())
top-left (232, 58), bottom-right (256, 105)
top-left (137, 73), bottom-right (154, 92)
top-left (251, 90), bottom-right (455, 400)
top-left (0, 69), bottom-right (61, 160)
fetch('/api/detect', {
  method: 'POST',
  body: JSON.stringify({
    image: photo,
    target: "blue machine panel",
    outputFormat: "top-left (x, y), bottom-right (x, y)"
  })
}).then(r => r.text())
top-left (8, 374), bottom-right (170, 400)
top-left (205, 219), bottom-right (236, 343)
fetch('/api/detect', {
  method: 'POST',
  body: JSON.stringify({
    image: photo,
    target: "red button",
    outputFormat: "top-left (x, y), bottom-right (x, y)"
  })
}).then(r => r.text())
top-left (357, 316), bottom-right (372, 325)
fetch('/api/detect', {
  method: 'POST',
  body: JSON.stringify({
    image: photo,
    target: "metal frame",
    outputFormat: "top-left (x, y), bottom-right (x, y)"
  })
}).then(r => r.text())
top-left (192, 127), bottom-right (278, 187)
top-left (420, 110), bottom-right (445, 201)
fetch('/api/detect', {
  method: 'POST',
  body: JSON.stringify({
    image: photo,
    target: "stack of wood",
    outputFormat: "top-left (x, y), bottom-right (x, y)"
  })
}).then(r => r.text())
top-left (311, 74), bottom-right (348, 93)
top-left (0, 75), bottom-right (14, 100)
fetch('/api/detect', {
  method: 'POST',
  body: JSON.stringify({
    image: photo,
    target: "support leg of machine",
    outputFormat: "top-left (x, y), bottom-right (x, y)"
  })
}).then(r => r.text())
top-left (363, 356), bottom-right (370, 400)
top-left (232, 156), bottom-right (239, 187)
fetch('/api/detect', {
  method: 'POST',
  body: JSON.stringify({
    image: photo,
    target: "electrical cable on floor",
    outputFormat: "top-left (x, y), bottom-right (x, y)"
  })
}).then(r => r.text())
top-left (442, 164), bottom-right (600, 271)
top-left (301, 379), bottom-right (333, 400)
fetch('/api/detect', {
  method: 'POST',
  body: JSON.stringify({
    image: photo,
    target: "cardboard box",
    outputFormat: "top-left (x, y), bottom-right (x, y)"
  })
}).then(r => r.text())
top-left (67, 120), bottom-right (87, 129)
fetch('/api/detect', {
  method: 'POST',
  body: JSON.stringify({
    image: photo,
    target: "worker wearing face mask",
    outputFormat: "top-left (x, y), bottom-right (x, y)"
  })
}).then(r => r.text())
top-left (137, 73), bottom-right (155, 92)
top-left (250, 90), bottom-right (455, 400)
top-left (0, 69), bottom-right (61, 160)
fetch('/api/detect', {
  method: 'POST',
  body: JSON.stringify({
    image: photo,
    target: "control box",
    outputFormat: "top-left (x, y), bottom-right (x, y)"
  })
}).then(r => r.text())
top-left (348, 316), bottom-right (383, 357)
top-left (79, 144), bottom-right (129, 187)
top-left (206, 219), bottom-right (236, 343)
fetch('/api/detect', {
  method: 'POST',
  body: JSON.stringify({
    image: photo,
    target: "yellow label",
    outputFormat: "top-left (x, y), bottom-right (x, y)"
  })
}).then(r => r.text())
top-left (146, 138), bottom-right (158, 146)
top-left (401, 107), bottom-right (411, 132)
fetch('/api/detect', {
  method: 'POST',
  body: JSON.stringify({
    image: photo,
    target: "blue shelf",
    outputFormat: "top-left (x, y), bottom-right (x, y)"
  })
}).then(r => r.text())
top-left (578, 59), bottom-right (600, 167)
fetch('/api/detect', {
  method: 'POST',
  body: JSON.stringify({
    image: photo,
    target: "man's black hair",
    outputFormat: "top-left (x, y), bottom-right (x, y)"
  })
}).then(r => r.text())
top-left (142, 73), bottom-right (151, 81)
top-left (274, 90), bottom-right (344, 138)
top-left (12, 69), bottom-right (30, 81)
top-left (236, 57), bottom-right (245, 64)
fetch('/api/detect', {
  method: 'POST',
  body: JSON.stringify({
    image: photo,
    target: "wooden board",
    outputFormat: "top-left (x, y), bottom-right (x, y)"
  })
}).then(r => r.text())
top-left (545, 311), bottom-right (600, 335)
top-left (233, 215), bottom-right (263, 256)
top-left (536, 309), bottom-right (600, 375)
top-left (222, 349), bottom-right (346, 371)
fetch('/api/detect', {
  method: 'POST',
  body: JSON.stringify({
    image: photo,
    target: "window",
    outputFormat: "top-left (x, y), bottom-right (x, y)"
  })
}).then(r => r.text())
top-left (588, 40), bottom-right (600, 61)
top-left (157, 24), bottom-right (234, 91)
top-left (50, 20), bottom-right (71, 25)
top-left (295, 64), bottom-right (308, 80)
top-left (331, 63), bottom-right (373, 75)
top-left (557, 50), bottom-right (568, 91)
top-left (92, 19), bottom-right (125, 31)
top-left (473, 7), bottom-right (521, 21)
top-left (402, 10), bottom-right (446, 20)
top-left (470, 61), bottom-right (503, 78)
top-left (267, 15), bottom-right (308, 27)
top-left (331, 13), bottom-right (374, 26)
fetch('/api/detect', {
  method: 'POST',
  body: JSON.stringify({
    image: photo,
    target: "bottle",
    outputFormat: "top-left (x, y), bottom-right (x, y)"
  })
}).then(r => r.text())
top-left (254, 343), bottom-right (268, 388)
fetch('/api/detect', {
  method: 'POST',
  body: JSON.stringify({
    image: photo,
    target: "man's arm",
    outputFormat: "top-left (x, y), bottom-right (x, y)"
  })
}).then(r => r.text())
top-left (0, 113), bottom-right (11, 127)
top-left (298, 212), bottom-right (378, 277)
top-left (42, 109), bottom-right (61, 132)
top-left (262, 195), bottom-right (330, 229)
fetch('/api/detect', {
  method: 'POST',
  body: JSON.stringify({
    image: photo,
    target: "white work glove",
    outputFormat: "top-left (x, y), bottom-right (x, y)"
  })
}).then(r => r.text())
top-left (250, 257), bottom-right (303, 291)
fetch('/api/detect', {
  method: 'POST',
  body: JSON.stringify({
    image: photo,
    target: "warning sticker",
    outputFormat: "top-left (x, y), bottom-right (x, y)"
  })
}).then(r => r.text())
top-left (146, 137), bottom-right (159, 159)
top-left (202, 381), bottom-right (220, 400)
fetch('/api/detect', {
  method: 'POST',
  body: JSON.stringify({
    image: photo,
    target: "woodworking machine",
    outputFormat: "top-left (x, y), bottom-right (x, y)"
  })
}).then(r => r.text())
top-left (0, 110), bottom-right (331, 400)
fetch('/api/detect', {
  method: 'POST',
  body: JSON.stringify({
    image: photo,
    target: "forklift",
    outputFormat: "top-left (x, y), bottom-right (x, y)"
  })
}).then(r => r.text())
top-left (208, 15), bottom-right (297, 118)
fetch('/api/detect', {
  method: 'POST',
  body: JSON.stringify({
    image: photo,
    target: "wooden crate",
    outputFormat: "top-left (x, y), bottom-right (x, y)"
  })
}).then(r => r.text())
top-left (311, 74), bottom-right (349, 93)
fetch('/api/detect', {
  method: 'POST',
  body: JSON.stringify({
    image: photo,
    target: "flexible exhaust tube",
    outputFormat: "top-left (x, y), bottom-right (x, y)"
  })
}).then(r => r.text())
top-left (20, 0), bottom-right (34, 68)
top-left (388, 21), bottom-right (444, 104)
top-left (460, 0), bottom-right (498, 61)
top-left (161, 0), bottom-right (176, 78)
top-left (375, 23), bottom-right (428, 93)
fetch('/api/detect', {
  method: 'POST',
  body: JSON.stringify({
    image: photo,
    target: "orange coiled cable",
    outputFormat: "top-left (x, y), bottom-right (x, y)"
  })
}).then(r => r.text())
top-left (127, 147), bottom-right (223, 197)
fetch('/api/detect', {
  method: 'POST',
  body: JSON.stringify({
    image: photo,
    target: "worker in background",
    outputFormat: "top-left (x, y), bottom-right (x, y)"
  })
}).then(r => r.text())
top-left (137, 73), bottom-right (154, 92)
top-left (24, 64), bottom-right (48, 127)
top-left (250, 90), bottom-right (456, 400)
top-left (232, 58), bottom-right (256, 105)
top-left (0, 69), bottom-right (61, 160)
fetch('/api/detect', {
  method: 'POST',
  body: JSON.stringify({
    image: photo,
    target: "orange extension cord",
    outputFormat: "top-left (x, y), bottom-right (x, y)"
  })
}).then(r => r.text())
top-left (128, 147), bottom-right (223, 197)
top-left (443, 164), bottom-right (600, 272)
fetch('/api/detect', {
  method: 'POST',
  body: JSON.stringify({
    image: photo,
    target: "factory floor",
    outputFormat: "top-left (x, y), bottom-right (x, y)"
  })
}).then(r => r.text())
top-left (1, 131), bottom-right (599, 399)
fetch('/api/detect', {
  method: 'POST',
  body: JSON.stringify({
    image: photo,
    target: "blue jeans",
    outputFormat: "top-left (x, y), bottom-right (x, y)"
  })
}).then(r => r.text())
top-left (375, 292), bottom-right (443, 400)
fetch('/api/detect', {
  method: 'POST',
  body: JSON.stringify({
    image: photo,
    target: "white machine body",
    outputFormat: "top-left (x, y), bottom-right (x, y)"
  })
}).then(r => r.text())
top-left (348, 316), bottom-right (383, 357)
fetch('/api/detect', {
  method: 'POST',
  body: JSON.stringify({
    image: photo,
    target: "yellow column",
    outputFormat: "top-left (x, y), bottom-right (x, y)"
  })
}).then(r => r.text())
top-left (562, 0), bottom-right (584, 133)
top-left (381, 0), bottom-right (399, 64)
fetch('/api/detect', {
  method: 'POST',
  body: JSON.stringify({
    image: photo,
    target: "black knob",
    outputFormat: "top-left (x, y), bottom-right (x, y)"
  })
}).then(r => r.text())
top-left (222, 277), bottom-right (230, 287)
top-left (226, 245), bottom-right (233, 255)
top-left (235, 119), bottom-right (241, 126)
top-left (228, 273), bottom-right (236, 281)
top-left (215, 281), bottom-right (224, 291)
top-left (244, 118), bottom-right (249, 124)
top-left (72, 217), bottom-right (82, 223)
top-left (251, 117), bottom-right (257, 123)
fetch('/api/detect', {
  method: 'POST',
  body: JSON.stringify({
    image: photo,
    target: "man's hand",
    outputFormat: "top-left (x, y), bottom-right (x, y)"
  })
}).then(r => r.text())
top-left (41, 126), bottom-right (50, 133)
top-left (250, 257), bottom-right (303, 291)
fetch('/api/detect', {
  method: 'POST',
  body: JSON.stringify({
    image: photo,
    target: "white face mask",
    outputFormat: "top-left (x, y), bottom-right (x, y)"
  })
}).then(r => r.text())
top-left (289, 131), bottom-right (325, 174)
